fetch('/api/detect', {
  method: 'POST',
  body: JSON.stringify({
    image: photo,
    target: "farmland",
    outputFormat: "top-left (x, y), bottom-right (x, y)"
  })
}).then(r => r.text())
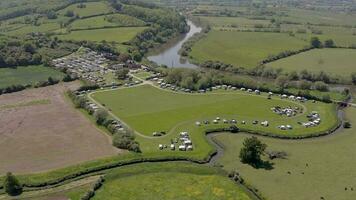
top-left (57, 27), bottom-right (147, 43)
top-left (266, 48), bottom-right (356, 77)
top-left (213, 107), bottom-right (356, 200)
top-left (57, 2), bottom-right (112, 18)
top-left (70, 14), bottom-right (146, 30)
top-left (0, 65), bottom-right (64, 88)
top-left (0, 82), bottom-right (119, 174)
top-left (91, 84), bottom-right (338, 138)
top-left (190, 31), bottom-right (308, 68)
top-left (92, 162), bottom-right (253, 200)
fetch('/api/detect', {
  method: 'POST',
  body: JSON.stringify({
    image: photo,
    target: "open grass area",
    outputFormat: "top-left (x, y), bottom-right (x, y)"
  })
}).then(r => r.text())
top-left (199, 16), bottom-right (270, 28)
top-left (0, 65), bottom-right (64, 88)
top-left (58, 2), bottom-right (112, 18)
top-left (57, 27), bottom-right (147, 43)
top-left (2, 23), bottom-right (61, 36)
top-left (214, 107), bottom-right (356, 200)
top-left (190, 30), bottom-right (308, 68)
top-left (92, 162), bottom-right (253, 200)
top-left (70, 13), bottom-right (146, 30)
top-left (91, 84), bottom-right (338, 137)
top-left (266, 48), bottom-right (356, 78)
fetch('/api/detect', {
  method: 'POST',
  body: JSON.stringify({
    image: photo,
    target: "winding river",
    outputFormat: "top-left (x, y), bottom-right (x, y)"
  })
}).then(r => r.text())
top-left (147, 20), bottom-right (201, 68)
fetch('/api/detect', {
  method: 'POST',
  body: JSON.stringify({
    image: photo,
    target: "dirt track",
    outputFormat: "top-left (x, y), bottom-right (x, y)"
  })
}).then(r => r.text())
top-left (0, 82), bottom-right (120, 175)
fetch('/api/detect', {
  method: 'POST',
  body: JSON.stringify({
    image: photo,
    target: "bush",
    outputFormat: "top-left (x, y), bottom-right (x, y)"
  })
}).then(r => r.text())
top-left (314, 81), bottom-right (329, 92)
top-left (112, 130), bottom-right (141, 152)
top-left (94, 109), bottom-right (108, 125)
top-left (344, 121), bottom-right (351, 128)
top-left (4, 172), bottom-right (22, 196)
top-left (239, 136), bottom-right (267, 166)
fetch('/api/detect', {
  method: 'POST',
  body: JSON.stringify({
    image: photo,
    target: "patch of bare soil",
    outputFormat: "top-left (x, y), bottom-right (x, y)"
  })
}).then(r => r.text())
top-left (0, 82), bottom-right (120, 174)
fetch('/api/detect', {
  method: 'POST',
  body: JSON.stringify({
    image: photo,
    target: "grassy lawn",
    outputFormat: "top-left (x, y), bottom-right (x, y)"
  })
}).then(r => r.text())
top-left (0, 65), bottom-right (64, 88)
top-left (70, 13), bottom-right (146, 30)
top-left (57, 27), bottom-right (147, 43)
top-left (92, 162), bottom-right (253, 200)
top-left (133, 71), bottom-right (154, 79)
top-left (91, 84), bottom-right (338, 137)
top-left (266, 48), bottom-right (356, 78)
top-left (213, 107), bottom-right (356, 200)
top-left (190, 30), bottom-right (308, 68)
top-left (58, 2), bottom-right (112, 18)
top-left (3, 23), bottom-right (60, 36)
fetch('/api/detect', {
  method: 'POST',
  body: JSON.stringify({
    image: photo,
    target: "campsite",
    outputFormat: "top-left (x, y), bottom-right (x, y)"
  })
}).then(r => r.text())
top-left (0, 0), bottom-right (356, 200)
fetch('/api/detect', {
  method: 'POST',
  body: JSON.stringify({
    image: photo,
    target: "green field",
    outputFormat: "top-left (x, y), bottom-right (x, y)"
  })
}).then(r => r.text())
top-left (214, 107), bottom-right (356, 200)
top-left (0, 65), bottom-right (64, 88)
top-left (92, 162), bottom-right (252, 200)
top-left (190, 30), bottom-right (308, 68)
top-left (58, 2), bottom-right (112, 18)
top-left (199, 16), bottom-right (271, 28)
top-left (91, 84), bottom-right (338, 137)
top-left (57, 27), bottom-right (146, 43)
top-left (70, 14), bottom-right (146, 30)
top-left (3, 23), bottom-right (61, 36)
top-left (266, 48), bottom-right (356, 77)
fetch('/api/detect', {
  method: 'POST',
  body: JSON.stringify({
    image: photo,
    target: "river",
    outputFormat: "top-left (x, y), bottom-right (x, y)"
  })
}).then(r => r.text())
top-left (147, 20), bottom-right (202, 68)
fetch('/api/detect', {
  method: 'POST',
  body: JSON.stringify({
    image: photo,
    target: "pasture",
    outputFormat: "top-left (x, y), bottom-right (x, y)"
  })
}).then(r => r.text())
top-left (190, 30), bottom-right (308, 68)
top-left (91, 84), bottom-right (338, 138)
top-left (57, 2), bottom-right (112, 18)
top-left (214, 107), bottom-right (356, 200)
top-left (57, 27), bottom-right (147, 43)
top-left (266, 48), bottom-right (356, 78)
top-left (0, 83), bottom-right (119, 174)
top-left (0, 65), bottom-right (64, 88)
top-left (92, 162), bottom-right (253, 200)
top-left (70, 14), bottom-right (146, 30)
top-left (199, 16), bottom-right (270, 28)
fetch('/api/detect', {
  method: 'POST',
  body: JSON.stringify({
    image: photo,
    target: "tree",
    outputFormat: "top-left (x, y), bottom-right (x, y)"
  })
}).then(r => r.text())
top-left (115, 68), bottom-right (129, 80)
top-left (65, 10), bottom-right (75, 17)
top-left (94, 109), bottom-right (108, 125)
top-left (4, 172), bottom-right (22, 196)
top-left (239, 136), bottom-right (267, 166)
top-left (344, 121), bottom-right (351, 128)
top-left (310, 37), bottom-right (322, 48)
top-left (118, 53), bottom-right (130, 62)
top-left (275, 75), bottom-right (289, 88)
top-left (314, 81), bottom-right (329, 91)
top-left (324, 39), bottom-right (335, 48)
top-left (322, 94), bottom-right (331, 103)
top-left (351, 73), bottom-right (356, 85)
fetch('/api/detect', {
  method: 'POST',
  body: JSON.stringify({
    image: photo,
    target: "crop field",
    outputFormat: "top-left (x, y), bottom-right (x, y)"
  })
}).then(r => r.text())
top-left (214, 107), bottom-right (356, 200)
top-left (0, 65), bottom-right (65, 88)
top-left (57, 27), bottom-right (146, 43)
top-left (58, 2), bottom-right (112, 18)
top-left (91, 84), bottom-right (337, 138)
top-left (190, 30), bottom-right (308, 68)
top-left (70, 13), bottom-right (145, 30)
top-left (266, 48), bottom-right (356, 77)
top-left (0, 83), bottom-right (119, 174)
top-left (92, 162), bottom-right (253, 200)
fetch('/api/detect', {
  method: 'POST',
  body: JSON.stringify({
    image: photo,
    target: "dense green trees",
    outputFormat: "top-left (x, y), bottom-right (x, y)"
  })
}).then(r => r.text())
top-left (239, 137), bottom-right (267, 167)
top-left (310, 37), bottom-right (322, 48)
top-left (112, 129), bottom-right (140, 152)
top-left (116, 68), bottom-right (129, 80)
top-left (4, 172), bottom-right (22, 196)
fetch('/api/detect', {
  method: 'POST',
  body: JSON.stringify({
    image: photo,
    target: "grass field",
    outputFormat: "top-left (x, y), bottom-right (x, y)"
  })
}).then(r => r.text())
top-left (199, 16), bottom-right (271, 28)
top-left (214, 107), bottom-right (356, 200)
top-left (58, 2), bottom-right (112, 18)
top-left (92, 162), bottom-right (253, 200)
top-left (190, 30), bottom-right (308, 68)
top-left (91, 84), bottom-right (338, 137)
top-left (57, 27), bottom-right (146, 43)
top-left (0, 65), bottom-right (64, 88)
top-left (266, 48), bottom-right (356, 77)
top-left (70, 13), bottom-right (146, 30)
top-left (3, 23), bottom-right (60, 36)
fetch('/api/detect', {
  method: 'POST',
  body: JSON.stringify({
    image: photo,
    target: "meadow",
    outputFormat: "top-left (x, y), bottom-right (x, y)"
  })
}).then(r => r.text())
top-left (199, 16), bottom-right (271, 28)
top-left (0, 65), bottom-right (64, 88)
top-left (266, 48), bottom-right (356, 78)
top-left (91, 84), bottom-right (338, 138)
top-left (57, 1), bottom-right (112, 18)
top-left (57, 27), bottom-right (147, 43)
top-left (92, 162), bottom-right (253, 200)
top-left (214, 107), bottom-right (356, 200)
top-left (70, 14), bottom-right (146, 30)
top-left (190, 30), bottom-right (308, 68)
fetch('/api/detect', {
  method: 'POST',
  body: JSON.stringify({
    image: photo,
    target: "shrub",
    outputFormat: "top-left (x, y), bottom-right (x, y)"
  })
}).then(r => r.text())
top-left (4, 172), bottom-right (22, 196)
top-left (239, 136), bottom-right (267, 166)
top-left (344, 121), bottom-right (351, 128)
top-left (94, 109), bottom-right (109, 125)
top-left (314, 81), bottom-right (329, 92)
